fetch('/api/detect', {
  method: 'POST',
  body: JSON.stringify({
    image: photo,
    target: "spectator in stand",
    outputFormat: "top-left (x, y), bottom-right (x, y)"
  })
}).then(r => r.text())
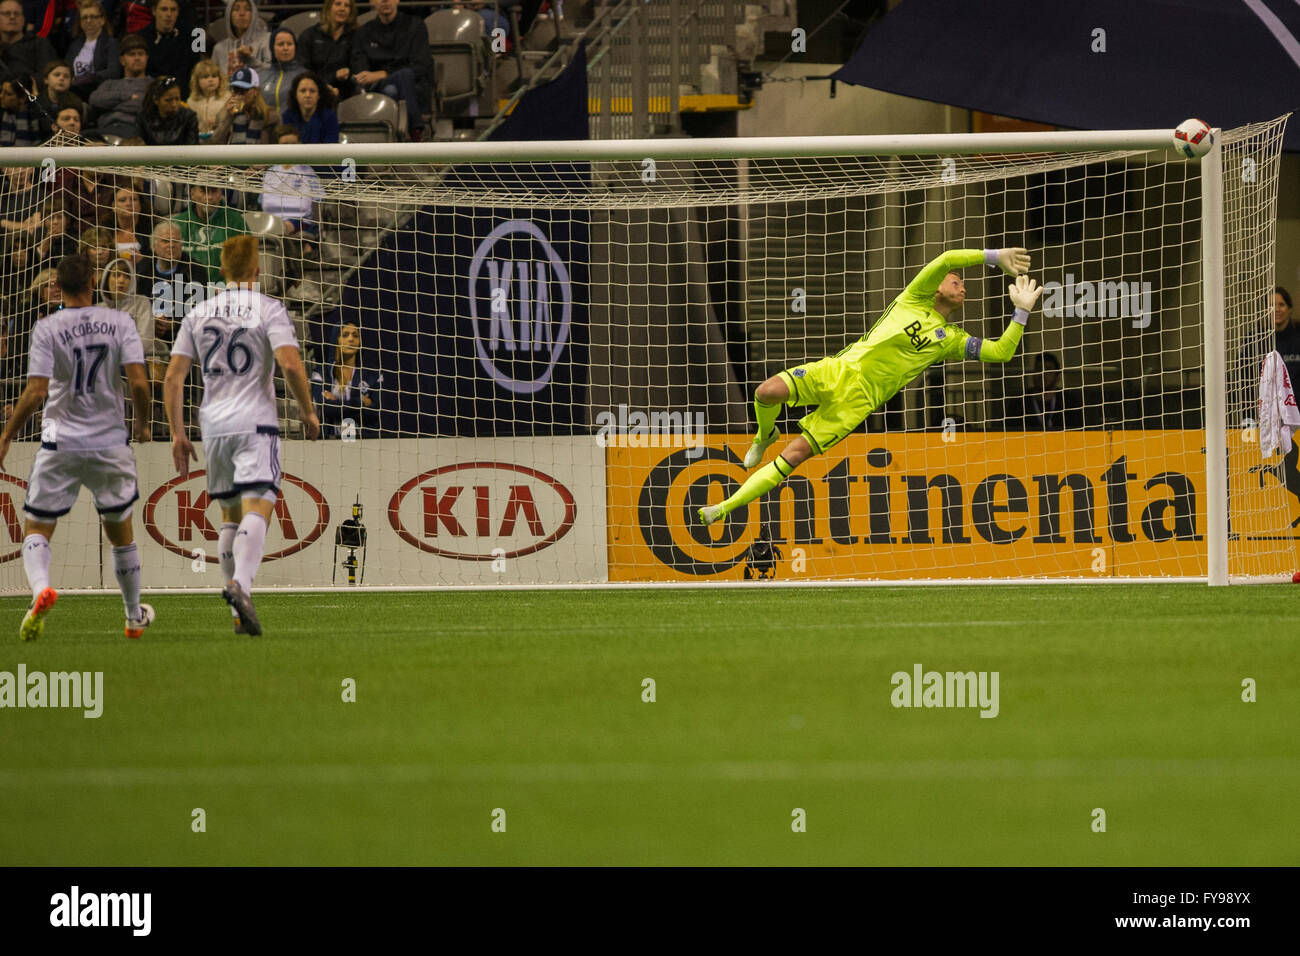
top-left (186, 55), bottom-right (223, 138)
top-left (20, 1), bottom-right (77, 50)
top-left (0, 70), bottom-right (43, 145)
top-left (114, 0), bottom-right (167, 39)
top-left (0, 163), bottom-right (42, 242)
top-left (298, 0), bottom-right (355, 99)
top-left (85, 31), bottom-right (147, 137)
top-left (108, 180), bottom-right (148, 261)
top-left (1276, 287), bottom-right (1298, 384)
top-left (262, 123), bottom-right (323, 264)
top-left (260, 26), bottom-right (302, 115)
top-left (35, 58), bottom-right (83, 130)
top-left (77, 222), bottom-right (114, 270)
top-left (51, 99), bottom-right (77, 130)
top-left (169, 182), bottom-right (245, 282)
top-left (97, 253), bottom-right (156, 368)
top-left (65, 0), bottom-right (119, 95)
top-left (136, 72), bottom-right (195, 143)
top-left (212, 0), bottom-right (268, 78)
top-left (55, 151), bottom-right (112, 229)
top-left (27, 195), bottom-right (73, 265)
top-left (282, 70), bottom-right (335, 143)
top-left (350, 0), bottom-right (432, 141)
top-left (311, 321), bottom-right (381, 438)
top-left (9, 194), bottom-right (72, 273)
top-left (1, 265), bottom-right (59, 427)
top-left (135, 0), bottom-right (197, 90)
top-left (0, 0), bottom-right (55, 87)
top-left (211, 64), bottom-right (269, 144)
top-left (139, 217), bottom-right (195, 368)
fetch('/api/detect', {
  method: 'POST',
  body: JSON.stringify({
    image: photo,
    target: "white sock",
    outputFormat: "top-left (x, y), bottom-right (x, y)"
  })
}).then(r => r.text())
top-left (219, 522), bottom-right (239, 615)
top-left (112, 543), bottom-right (142, 620)
top-left (232, 512), bottom-right (268, 592)
top-left (22, 534), bottom-right (51, 597)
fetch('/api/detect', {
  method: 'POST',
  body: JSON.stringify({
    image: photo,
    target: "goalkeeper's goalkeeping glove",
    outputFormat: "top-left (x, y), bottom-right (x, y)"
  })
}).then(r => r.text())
top-left (1007, 274), bottom-right (1043, 324)
top-left (991, 247), bottom-right (1031, 276)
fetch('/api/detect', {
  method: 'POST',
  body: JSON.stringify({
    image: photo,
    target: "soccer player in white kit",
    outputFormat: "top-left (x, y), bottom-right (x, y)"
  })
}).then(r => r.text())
top-left (0, 254), bottom-right (155, 641)
top-left (163, 236), bottom-right (320, 636)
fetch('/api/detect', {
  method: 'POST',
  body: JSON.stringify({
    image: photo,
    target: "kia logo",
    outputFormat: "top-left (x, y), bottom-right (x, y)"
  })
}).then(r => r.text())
top-left (0, 472), bottom-right (29, 563)
top-left (468, 219), bottom-right (572, 395)
top-left (388, 461), bottom-right (576, 560)
top-left (143, 472), bottom-right (330, 561)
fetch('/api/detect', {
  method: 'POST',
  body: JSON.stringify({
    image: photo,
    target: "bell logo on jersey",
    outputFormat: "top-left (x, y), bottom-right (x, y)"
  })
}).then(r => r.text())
top-left (468, 219), bottom-right (573, 395)
top-left (143, 472), bottom-right (330, 561)
top-left (903, 320), bottom-right (932, 351)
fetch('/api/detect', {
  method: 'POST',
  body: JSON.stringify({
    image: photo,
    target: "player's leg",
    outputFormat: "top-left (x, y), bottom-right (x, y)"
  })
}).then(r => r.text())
top-left (19, 518), bottom-right (59, 642)
top-left (701, 436), bottom-right (815, 526)
top-left (218, 498), bottom-right (243, 632)
top-left (745, 374), bottom-right (791, 468)
top-left (19, 446), bottom-right (78, 641)
top-left (701, 369), bottom-right (872, 527)
top-left (86, 445), bottom-right (151, 637)
top-left (222, 492), bottom-right (274, 637)
top-left (101, 511), bottom-right (154, 639)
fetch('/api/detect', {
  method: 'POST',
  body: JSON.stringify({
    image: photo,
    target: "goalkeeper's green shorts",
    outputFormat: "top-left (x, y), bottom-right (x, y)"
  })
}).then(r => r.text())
top-left (778, 357), bottom-right (878, 454)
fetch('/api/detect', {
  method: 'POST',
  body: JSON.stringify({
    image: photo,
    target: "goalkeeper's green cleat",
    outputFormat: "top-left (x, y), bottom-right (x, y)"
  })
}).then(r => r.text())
top-left (20, 587), bottom-right (58, 642)
top-left (699, 504), bottom-right (725, 527)
top-left (743, 428), bottom-right (779, 469)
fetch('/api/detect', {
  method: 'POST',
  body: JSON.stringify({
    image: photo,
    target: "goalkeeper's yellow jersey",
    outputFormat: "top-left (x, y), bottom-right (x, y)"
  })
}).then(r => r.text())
top-left (834, 249), bottom-right (987, 408)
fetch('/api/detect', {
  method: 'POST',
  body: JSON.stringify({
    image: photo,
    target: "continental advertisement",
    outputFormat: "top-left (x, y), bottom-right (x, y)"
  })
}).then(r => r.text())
top-left (606, 431), bottom-right (1300, 581)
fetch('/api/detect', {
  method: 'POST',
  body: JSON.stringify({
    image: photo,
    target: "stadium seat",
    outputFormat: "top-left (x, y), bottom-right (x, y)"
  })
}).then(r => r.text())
top-left (278, 10), bottom-right (319, 37)
top-left (426, 9), bottom-right (486, 115)
top-left (337, 93), bottom-right (400, 143)
top-left (149, 178), bottom-right (177, 216)
top-left (243, 211), bottom-right (287, 238)
top-left (100, 134), bottom-right (123, 146)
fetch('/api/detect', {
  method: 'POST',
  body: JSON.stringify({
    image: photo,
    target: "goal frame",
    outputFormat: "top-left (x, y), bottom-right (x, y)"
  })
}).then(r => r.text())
top-left (0, 128), bottom-right (1251, 587)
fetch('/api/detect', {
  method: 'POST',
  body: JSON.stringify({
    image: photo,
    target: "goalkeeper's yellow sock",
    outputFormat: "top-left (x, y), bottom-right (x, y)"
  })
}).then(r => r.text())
top-left (754, 397), bottom-right (780, 441)
top-left (718, 455), bottom-right (796, 518)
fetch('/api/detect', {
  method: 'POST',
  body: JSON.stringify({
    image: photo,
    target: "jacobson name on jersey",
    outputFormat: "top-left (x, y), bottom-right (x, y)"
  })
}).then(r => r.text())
top-left (29, 305), bottom-right (146, 450)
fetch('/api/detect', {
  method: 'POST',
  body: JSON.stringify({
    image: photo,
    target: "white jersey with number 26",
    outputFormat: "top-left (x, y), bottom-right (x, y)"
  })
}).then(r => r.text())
top-left (28, 305), bottom-right (145, 452)
top-left (173, 287), bottom-right (299, 439)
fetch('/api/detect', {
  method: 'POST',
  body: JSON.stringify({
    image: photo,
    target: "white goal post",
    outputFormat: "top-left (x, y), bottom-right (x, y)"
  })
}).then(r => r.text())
top-left (0, 117), bottom-right (1291, 590)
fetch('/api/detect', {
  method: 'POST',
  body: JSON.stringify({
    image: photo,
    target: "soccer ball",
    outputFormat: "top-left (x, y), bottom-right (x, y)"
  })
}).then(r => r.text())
top-left (1173, 118), bottom-right (1214, 159)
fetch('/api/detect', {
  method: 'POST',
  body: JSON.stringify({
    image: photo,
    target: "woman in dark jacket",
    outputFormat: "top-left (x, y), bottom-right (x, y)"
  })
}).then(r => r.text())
top-left (136, 74), bottom-right (198, 145)
top-left (297, 0), bottom-right (357, 99)
top-left (281, 71), bottom-right (338, 144)
top-left (65, 1), bottom-right (121, 95)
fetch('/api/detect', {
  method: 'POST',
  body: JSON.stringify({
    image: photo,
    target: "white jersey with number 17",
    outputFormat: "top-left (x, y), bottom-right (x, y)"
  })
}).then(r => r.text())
top-left (28, 305), bottom-right (145, 452)
top-left (173, 287), bottom-right (299, 439)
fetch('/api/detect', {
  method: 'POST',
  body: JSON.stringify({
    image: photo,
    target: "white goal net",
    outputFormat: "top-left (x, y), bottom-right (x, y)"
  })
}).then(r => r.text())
top-left (0, 116), bottom-right (1291, 590)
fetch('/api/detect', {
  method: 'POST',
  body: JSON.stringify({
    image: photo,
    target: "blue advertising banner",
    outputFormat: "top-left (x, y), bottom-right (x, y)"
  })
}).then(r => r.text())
top-left (337, 207), bottom-right (589, 436)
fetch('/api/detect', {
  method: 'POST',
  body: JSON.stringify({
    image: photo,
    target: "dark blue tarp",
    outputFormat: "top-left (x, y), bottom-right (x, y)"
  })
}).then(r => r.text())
top-left (335, 41), bottom-right (591, 436)
top-left (832, 0), bottom-right (1299, 150)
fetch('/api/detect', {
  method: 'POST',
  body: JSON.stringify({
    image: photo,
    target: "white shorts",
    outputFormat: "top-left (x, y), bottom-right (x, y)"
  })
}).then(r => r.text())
top-left (204, 429), bottom-right (282, 501)
top-left (24, 444), bottom-right (139, 521)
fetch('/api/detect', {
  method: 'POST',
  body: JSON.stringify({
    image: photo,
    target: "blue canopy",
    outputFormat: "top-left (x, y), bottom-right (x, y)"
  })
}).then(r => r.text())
top-left (832, 0), bottom-right (1298, 150)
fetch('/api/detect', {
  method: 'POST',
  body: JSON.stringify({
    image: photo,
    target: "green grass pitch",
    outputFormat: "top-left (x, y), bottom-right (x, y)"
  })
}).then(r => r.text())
top-left (1, 585), bottom-right (1297, 866)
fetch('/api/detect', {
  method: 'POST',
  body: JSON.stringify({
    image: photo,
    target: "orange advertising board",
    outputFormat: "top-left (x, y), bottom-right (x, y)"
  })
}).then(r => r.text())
top-left (606, 431), bottom-right (1298, 581)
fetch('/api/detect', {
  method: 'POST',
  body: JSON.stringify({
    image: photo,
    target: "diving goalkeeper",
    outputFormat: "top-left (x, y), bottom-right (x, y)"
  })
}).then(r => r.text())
top-left (699, 247), bottom-right (1043, 527)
